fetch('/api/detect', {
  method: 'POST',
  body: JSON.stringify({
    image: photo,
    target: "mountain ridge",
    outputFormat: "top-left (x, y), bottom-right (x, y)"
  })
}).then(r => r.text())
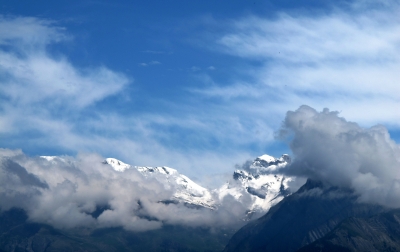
top-left (223, 179), bottom-right (387, 252)
top-left (100, 154), bottom-right (294, 218)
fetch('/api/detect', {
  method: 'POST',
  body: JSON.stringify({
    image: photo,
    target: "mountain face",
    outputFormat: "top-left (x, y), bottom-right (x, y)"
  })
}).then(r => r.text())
top-left (217, 154), bottom-right (292, 218)
top-left (223, 179), bottom-right (387, 252)
top-left (103, 158), bottom-right (216, 210)
top-left (297, 209), bottom-right (400, 252)
top-left (0, 208), bottom-right (233, 252)
top-left (103, 154), bottom-right (293, 219)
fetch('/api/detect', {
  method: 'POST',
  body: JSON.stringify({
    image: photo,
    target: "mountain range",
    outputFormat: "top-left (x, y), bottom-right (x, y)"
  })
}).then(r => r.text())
top-left (103, 154), bottom-right (293, 218)
top-left (2, 153), bottom-right (400, 251)
top-left (0, 153), bottom-right (294, 252)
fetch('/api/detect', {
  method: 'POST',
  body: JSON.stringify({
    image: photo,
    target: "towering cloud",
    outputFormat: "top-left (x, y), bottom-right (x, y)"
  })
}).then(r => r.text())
top-left (279, 105), bottom-right (400, 208)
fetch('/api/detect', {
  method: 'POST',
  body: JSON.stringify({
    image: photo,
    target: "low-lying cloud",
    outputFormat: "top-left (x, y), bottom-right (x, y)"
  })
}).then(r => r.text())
top-left (0, 149), bottom-right (248, 232)
top-left (278, 105), bottom-right (400, 208)
top-left (1, 105), bottom-right (399, 232)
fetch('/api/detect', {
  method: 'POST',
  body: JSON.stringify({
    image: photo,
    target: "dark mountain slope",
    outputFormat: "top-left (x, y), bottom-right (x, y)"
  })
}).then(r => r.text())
top-left (0, 208), bottom-right (233, 252)
top-left (223, 180), bottom-right (385, 252)
top-left (297, 209), bottom-right (400, 252)
top-left (0, 208), bottom-right (109, 252)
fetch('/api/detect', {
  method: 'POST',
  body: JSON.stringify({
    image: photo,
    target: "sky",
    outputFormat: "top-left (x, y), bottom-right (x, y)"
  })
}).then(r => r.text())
top-left (1, 0), bottom-right (400, 183)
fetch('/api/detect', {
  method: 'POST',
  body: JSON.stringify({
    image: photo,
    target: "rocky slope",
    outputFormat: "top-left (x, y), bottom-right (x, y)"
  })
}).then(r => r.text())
top-left (223, 179), bottom-right (386, 252)
top-left (0, 208), bottom-right (232, 252)
top-left (297, 209), bottom-right (400, 252)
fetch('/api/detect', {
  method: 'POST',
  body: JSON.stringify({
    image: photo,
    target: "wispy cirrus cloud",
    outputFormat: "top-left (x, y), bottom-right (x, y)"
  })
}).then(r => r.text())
top-left (0, 16), bottom-right (130, 153)
top-left (139, 60), bottom-right (161, 66)
top-left (195, 2), bottom-right (400, 128)
top-left (0, 15), bottom-right (129, 123)
top-left (0, 15), bottom-right (256, 182)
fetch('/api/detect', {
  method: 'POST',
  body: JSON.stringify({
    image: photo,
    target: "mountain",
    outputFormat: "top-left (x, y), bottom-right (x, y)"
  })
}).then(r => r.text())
top-left (103, 154), bottom-right (293, 218)
top-left (28, 155), bottom-right (400, 252)
top-left (0, 153), bottom-right (293, 252)
top-left (297, 209), bottom-right (400, 252)
top-left (216, 154), bottom-right (292, 218)
top-left (223, 179), bottom-right (386, 252)
top-left (103, 158), bottom-right (216, 210)
top-left (0, 208), bottom-right (233, 252)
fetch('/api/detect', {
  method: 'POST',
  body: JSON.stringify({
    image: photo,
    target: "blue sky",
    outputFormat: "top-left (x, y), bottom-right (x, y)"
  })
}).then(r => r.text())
top-left (1, 0), bottom-right (400, 183)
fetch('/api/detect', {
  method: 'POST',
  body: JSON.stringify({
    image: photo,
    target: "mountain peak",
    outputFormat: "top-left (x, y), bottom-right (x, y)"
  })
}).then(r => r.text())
top-left (250, 154), bottom-right (291, 172)
top-left (103, 157), bottom-right (215, 210)
top-left (103, 158), bottom-right (131, 171)
top-left (257, 154), bottom-right (276, 162)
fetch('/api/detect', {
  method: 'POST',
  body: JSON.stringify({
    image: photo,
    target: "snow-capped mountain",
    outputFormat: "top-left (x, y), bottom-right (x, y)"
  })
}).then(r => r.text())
top-left (103, 158), bottom-right (216, 209)
top-left (103, 154), bottom-right (293, 218)
top-left (40, 154), bottom-right (293, 218)
top-left (251, 154), bottom-right (291, 172)
top-left (217, 154), bottom-right (293, 216)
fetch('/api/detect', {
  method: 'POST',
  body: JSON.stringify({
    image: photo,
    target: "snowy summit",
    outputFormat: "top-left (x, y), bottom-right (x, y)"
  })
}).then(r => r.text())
top-left (102, 153), bottom-right (294, 219)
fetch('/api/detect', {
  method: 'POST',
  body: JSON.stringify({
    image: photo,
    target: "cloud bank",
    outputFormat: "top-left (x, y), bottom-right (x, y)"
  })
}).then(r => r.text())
top-left (0, 149), bottom-right (249, 231)
top-left (279, 105), bottom-right (400, 208)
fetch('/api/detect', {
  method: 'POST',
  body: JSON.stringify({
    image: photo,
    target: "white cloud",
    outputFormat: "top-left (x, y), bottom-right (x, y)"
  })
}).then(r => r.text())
top-left (191, 66), bottom-right (201, 71)
top-left (0, 17), bottom-right (132, 149)
top-left (0, 54), bottom-right (128, 108)
top-left (0, 11), bottom-right (256, 177)
top-left (278, 105), bottom-right (400, 208)
top-left (0, 16), bottom-right (67, 50)
top-left (139, 60), bottom-right (161, 67)
top-left (0, 15), bottom-right (295, 184)
top-left (0, 15), bottom-right (129, 116)
top-left (199, 3), bottom-right (400, 128)
top-left (0, 149), bottom-right (253, 231)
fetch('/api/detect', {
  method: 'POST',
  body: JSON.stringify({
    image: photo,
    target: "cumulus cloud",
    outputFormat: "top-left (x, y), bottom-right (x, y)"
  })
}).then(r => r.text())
top-left (0, 149), bottom-right (249, 231)
top-left (278, 105), bottom-right (400, 208)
